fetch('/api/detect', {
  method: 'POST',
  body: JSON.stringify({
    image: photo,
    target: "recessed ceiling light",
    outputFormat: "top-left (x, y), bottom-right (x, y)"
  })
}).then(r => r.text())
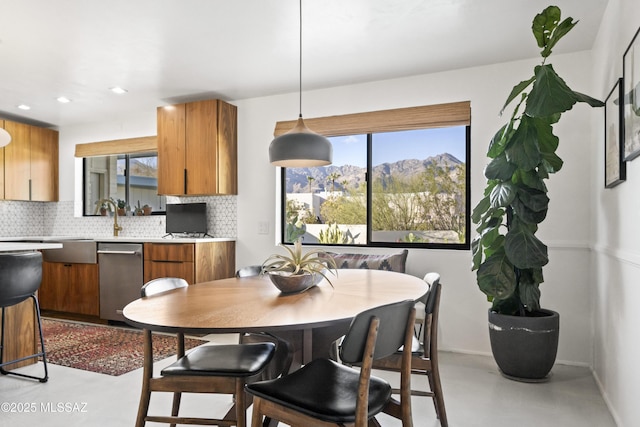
top-left (56, 96), bottom-right (71, 103)
top-left (17, 104), bottom-right (31, 110)
top-left (109, 87), bottom-right (128, 94)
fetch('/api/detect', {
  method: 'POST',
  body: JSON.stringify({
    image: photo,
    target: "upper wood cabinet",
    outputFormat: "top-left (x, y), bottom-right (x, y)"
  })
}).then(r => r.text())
top-left (3, 120), bottom-right (59, 201)
top-left (157, 99), bottom-right (237, 196)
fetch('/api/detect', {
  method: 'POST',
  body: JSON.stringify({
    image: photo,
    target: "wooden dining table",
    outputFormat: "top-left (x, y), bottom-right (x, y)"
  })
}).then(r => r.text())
top-left (122, 269), bottom-right (429, 425)
top-left (124, 269), bottom-right (428, 363)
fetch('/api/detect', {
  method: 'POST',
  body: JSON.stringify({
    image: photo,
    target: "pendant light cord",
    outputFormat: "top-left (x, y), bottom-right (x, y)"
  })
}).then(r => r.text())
top-left (299, 0), bottom-right (303, 119)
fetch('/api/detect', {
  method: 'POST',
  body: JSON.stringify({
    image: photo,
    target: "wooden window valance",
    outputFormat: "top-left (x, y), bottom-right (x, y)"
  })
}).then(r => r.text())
top-left (74, 135), bottom-right (157, 157)
top-left (273, 101), bottom-right (471, 137)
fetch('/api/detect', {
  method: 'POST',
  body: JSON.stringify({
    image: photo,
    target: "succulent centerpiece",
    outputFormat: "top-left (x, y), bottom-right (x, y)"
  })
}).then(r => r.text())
top-left (262, 239), bottom-right (337, 294)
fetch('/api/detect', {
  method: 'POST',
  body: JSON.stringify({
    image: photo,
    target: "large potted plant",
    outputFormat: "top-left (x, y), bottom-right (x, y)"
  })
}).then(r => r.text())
top-left (471, 5), bottom-right (603, 381)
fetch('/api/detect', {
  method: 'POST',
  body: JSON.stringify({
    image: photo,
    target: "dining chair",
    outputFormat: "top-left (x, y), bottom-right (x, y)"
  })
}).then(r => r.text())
top-left (135, 277), bottom-right (277, 427)
top-left (235, 266), bottom-right (293, 378)
top-left (235, 265), bottom-right (262, 278)
top-left (246, 299), bottom-right (416, 427)
top-left (373, 272), bottom-right (448, 427)
top-left (0, 251), bottom-right (48, 382)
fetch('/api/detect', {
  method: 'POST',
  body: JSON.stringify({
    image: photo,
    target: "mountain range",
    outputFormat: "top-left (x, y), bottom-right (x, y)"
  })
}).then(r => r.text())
top-left (285, 153), bottom-right (463, 193)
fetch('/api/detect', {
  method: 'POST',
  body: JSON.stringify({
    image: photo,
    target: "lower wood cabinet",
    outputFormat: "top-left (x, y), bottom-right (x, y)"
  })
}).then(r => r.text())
top-left (144, 241), bottom-right (235, 284)
top-left (39, 262), bottom-right (100, 316)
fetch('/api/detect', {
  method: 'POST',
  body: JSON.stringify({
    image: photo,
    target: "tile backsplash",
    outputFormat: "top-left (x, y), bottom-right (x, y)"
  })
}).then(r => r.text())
top-left (0, 196), bottom-right (237, 239)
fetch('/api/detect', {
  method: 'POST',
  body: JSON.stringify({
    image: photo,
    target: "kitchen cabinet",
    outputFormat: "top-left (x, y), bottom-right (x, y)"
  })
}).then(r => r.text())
top-left (39, 262), bottom-right (100, 316)
top-left (3, 120), bottom-right (59, 201)
top-left (144, 240), bottom-right (235, 284)
top-left (157, 99), bottom-right (237, 196)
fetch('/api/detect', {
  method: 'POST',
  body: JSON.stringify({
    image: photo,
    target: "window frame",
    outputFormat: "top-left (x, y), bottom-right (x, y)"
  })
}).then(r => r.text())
top-left (277, 102), bottom-right (471, 250)
top-left (82, 151), bottom-right (165, 216)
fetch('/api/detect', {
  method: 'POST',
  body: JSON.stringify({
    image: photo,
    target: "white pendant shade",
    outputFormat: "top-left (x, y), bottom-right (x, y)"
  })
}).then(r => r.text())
top-left (269, 116), bottom-right (332, 167)
top-left (0, 128), bottom-right (11, 147)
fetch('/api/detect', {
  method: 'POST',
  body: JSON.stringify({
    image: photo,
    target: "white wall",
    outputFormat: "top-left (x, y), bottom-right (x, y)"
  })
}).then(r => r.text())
top-left (590, 0), bottom-right (640, 426)
top-left (231, 52), bottom-right (596, 364)
top-left (56, 42), bottom-right (598, 376)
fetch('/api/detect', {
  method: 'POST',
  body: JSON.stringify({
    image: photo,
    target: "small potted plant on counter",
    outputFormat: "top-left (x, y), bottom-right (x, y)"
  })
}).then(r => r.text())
top-left (116, 199), bottom-right (126, 216)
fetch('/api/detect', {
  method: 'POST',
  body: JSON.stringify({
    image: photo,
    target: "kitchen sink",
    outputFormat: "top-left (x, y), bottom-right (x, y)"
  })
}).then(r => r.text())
top-left (41, 240), bottom-right (98, 264)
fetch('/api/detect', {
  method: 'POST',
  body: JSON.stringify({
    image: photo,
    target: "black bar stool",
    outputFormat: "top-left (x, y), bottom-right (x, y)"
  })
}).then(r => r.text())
top-left (0, 251), bottom-right (48, 382)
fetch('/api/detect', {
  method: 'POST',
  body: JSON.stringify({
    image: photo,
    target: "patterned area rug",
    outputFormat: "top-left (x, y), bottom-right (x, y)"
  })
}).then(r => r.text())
top-left (40, 318), bottom-right (205, 376)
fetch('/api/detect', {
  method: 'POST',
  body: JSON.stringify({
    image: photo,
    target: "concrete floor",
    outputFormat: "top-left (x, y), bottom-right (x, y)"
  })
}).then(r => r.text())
top-left (0, 333), bottom-right (616, 427)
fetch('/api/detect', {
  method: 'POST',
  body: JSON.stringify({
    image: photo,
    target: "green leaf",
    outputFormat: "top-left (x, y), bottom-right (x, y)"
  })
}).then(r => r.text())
top-left (512, 196), bottom-right (548, 224)
top-left (517, 269), bottom-right (542, 311)
top-left (574, 91), bottom-right (605, 107)
top-left (471, 234), bottom-right (482, 270)
top-left (533, 116), bottom-right (560, 154)
top-left (477, 251), bottom-right (517, 300)
top-left (491, 295), bottom-right (521, 315)
top-left (471, 195), bottom-right (491, 224)
top-left (487, 124), bottom-right (513, 158)
top-left (513, 169), bottom-right (547, 192)
top-left (484, 154), bottom-right (516, 181)
top-left (541, 17), bottom-right (578, 57)
top-left (505, 115), bottom-right (541, 170)
top-left (540, 151), bottom-right (564, 174)
top-left (518, 187), bottom-right (549, 212)
top-left (500, 76), bottom-right (536, 115)
top-left (504, 218), bottom-right (549, 269)
top-left (490, 182), bottom-right (517, 208)
top-left (532, 5), bottom-right (562, 49)
top-left (525, 64), bottom-right (578, 117)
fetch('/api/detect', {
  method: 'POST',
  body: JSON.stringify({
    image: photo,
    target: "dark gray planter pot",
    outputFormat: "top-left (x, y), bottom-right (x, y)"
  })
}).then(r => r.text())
top-left (488, 308), bottom-right (559, 381)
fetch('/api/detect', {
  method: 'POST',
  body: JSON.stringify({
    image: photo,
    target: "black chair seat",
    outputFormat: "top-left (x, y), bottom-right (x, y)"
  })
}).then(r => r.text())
top-left (161, 342), bottom-right (276, 377)
top-left (246, 358), bottom-right (392, 423)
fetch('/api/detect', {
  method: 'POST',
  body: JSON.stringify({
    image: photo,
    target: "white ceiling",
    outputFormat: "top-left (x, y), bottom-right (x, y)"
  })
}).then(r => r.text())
top-left (0, 0), bottom-right (608, 129)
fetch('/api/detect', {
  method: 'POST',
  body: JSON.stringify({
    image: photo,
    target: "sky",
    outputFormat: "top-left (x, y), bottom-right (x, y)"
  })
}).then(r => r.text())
top-left (329, 126), bottom-right (467, 168)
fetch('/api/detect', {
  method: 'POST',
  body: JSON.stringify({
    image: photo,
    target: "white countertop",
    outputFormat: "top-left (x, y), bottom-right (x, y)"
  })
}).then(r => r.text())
top-left (0, 236), bottom-right (234, 244)
top-left (0, 242), bottom-right (63, 252)
top-left (95, 236), bottom-right (234, 243)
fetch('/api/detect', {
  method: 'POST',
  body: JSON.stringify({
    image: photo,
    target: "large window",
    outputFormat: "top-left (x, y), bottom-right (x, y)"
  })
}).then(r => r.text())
top-left (82, 152), bottom-right (166, 216)
top-left (279, 102), bottom-right (470, 249)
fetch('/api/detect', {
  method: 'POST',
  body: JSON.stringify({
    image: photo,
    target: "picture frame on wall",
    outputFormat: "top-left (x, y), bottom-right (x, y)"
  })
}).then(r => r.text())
top-left (605, 78), bottom-right (626, 188)
top-left (623, 26), bottom-right (640, 161)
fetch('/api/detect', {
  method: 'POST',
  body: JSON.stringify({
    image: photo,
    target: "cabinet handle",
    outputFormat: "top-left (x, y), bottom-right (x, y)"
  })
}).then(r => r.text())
top-left (64, 264), bottom-right (72, 267)
top-left (184, 169), bottom-right (187, 194)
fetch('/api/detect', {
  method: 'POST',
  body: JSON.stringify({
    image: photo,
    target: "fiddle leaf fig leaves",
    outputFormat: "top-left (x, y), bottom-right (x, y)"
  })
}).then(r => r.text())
top-left (484, 154), bottom-right (516, 181)
top-left (490, 182), bottom-right (517, 208)
top-left (532, 6), bottom-right (577, 58)
top-left (526, 64), bottom-right (578, 117)
top-left (505, 115), bottom-right (540, 170)
top-left (477, 250), bottom-right (517, 300)
top-left (472, 6), bottom-right (603, 314)
top-left (518, 269), bottom-right (542, 311)
top-left (500, 76), bottom-right (535, 116)
top-left (504, 218), bottom-right (548, 269)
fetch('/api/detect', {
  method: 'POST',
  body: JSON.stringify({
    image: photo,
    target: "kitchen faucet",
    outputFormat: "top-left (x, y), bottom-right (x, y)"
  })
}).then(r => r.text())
top-left (95, 198), bottom-right (123, 237)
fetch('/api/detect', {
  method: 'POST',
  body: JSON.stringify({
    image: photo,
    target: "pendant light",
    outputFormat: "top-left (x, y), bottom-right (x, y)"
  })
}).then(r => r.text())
top-left (269, 0), bottom-right (332, 167)
top-left (0, 128), bottom-right (11, 148)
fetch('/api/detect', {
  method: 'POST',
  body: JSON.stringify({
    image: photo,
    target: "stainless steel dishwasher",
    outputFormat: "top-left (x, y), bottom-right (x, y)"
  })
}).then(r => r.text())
top-left (97, 242), bottom-right (144, 322)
